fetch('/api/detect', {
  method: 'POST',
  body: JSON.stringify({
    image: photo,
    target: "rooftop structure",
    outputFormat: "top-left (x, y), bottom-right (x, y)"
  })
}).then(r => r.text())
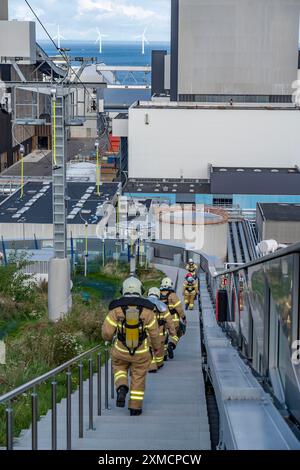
top-left (257, 202), bottom-right (300, 244)
top-left (124, 167), bottom-right (300, 210)
top-left (0, 181), bottom-right (119, 240)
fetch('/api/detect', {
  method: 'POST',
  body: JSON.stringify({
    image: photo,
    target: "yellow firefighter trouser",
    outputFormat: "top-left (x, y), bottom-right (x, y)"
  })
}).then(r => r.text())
top-left (184, 291), bottom-right (197, 309)
top-left (112, 344), bottom-right (152, 410)
top-left (171, 313), bottom-right (180, 333)
top-left (149, 327), bottom-right (166, 371)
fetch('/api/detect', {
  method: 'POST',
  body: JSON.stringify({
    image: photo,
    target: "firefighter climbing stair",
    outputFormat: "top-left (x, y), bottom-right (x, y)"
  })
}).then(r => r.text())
top-left (13, 266), bottom-right (211, 451)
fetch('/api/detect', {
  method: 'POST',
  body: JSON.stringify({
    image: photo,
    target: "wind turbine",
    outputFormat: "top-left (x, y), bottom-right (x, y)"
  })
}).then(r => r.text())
top-left (95, 28), bottom-right (108, 54)
top-left (53, 25), bottom-right (65, 49)
top-left (134, 27), bottom-right (149, 55)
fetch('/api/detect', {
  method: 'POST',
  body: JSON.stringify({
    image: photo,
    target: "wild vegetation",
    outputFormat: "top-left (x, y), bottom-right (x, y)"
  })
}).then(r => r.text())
top-left (0, 258), bottom-right (164, 445)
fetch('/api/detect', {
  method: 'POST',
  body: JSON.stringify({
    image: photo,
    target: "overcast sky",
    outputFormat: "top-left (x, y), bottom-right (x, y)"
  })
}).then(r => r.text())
top-left (9, 0), bottom-right (171, 41)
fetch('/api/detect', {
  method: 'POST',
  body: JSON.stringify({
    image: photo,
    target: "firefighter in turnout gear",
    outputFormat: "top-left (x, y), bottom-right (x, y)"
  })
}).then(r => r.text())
top-left (148, 288), bottom-right (179, 373)
top-left (160, 278), bottom-right (187, 353)
top-left (102, 276), bottom-right (160, 416)
top-left (186, 259), bottom-right (198, 278)
top-left (183, 275), bottom-right (199, 310)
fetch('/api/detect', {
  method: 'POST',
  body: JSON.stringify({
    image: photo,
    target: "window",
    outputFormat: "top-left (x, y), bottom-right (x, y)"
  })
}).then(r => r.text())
top-left (179, 94), bottom-right (293, 104)
top-left (213, 198), bottom-right (233, 207)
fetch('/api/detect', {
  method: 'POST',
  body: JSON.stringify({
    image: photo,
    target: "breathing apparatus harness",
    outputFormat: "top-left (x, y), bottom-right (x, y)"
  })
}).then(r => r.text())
top-left (160, 289), bottom-right (178, 316)
top-left (109, 297), bottom-right (155, 356)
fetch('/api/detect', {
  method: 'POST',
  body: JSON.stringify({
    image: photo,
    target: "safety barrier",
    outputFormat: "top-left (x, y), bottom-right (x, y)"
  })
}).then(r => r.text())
top-left (0, 344), bottom-right (115, 451)
top-left (149, 241), bottom-right (300, 448)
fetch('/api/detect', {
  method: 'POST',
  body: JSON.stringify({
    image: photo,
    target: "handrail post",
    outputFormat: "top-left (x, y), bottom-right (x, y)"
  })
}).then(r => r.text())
top-left (31, 391), bottom-right (38, 450)
top-left (97, 353), bottom-right (102, 416)
top-left (6, 405), bottom-right (13, 451)
top-left (105, 346), bottom-right (109, 410)
top-left (66, 370), bottom-right (72, 450)
top-left (88, 358), bottom-right (94, 430)
top-left (78, 363), bottom-right (84, 438)
top-left (51, 381), bottom-right (57, 450)
top-left (111, 360), bottom-right (115, 400)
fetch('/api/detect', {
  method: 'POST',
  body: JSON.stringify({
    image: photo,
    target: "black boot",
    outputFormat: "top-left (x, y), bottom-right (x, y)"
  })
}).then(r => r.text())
top-left (130, 409), bottom-right (142, 416)
top-left (116, 385), bottom-right (128, 408)
top-left (168, 343), bottom-right (175, 360)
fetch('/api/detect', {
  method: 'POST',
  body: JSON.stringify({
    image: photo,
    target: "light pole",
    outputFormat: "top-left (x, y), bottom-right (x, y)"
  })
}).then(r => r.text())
top-left (19, 144), bottom-right (25, 198)
top-left (84, 221), bottom-right (88, 278)
top-left (95, 139), bottom-right (101, 196)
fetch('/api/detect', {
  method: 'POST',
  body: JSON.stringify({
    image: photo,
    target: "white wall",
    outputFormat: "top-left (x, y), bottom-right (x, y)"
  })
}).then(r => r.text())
top-left (112, 117), bottom-right (128, 137)
top-left (0, 21), bottom-right (36, 64)
top-left (128, 107), bottom-right (300, 180)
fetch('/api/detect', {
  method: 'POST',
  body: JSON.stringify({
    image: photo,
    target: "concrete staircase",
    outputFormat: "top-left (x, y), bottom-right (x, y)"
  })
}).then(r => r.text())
top-left (14, 267), bottom-right (211, 451)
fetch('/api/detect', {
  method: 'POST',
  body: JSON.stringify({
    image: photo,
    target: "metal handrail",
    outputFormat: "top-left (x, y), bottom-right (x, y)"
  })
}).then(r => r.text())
top-left (0, 345), bottom-right (101, 405)
top-left (0, 343), bottom-right (113, 451)
top-left (215, 240), bottom-right (300, 278)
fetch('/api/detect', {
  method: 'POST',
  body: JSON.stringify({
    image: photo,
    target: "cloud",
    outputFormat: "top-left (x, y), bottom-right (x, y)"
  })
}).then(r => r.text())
top-left (10, 4), bottom-right (45, 22)
top-left (8, 0), bottom-right (170, 41)
top-left (77, 0), bottom-right (160, 21)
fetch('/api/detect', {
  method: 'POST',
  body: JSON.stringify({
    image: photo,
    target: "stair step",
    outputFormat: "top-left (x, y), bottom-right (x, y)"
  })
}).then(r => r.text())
top-left (13, 267), bottom-right (211, 451)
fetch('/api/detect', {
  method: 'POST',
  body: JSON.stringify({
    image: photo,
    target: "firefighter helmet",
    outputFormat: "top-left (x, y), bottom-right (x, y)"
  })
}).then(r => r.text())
top-left (160, 277), bottom-right (173, 290)
top-left (122, 277), bottom-right (143, 296)
top-left (148, 287), bottom-right (160, 298)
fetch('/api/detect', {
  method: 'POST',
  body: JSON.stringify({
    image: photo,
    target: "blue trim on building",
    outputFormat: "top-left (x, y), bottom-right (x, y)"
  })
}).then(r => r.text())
top-left (124, 193), bottom-right (177, 204)
top-left (125, 192), bottom-right (300, 210)
top-left (195, 194), bottom-right (213, 205)
top-left (233, 194), bottom-right (300, 209)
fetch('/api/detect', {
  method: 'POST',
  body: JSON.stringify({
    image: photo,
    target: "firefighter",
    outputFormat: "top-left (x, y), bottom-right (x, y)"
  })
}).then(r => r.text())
top-left (183, 275), bottom-right (199, 310)
top-left (186, 258), bottom-right (198, 278)
top-left (160, 277), bottom-right (187, 358)
top-left (102, 276), bottom-right (160, 416)
top-left (148, 287), bottom-right (179, 373)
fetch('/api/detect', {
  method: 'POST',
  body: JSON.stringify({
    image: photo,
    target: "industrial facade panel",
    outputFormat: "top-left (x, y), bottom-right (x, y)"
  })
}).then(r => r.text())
top-left (177, 0), bottom-right (300, 96)
top-left (128, 107), bottom-right (300, 180)
top-left (0, 21), bottom-right (36, 64)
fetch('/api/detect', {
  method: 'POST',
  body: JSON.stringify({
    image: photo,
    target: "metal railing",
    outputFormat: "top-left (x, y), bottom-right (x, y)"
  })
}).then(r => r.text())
top-left (0, 343), bottom-right (114, 451)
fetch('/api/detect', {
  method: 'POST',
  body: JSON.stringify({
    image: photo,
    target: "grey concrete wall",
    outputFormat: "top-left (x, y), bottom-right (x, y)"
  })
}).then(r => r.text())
top-left (0, 1), bottom-right (8, 20)
top-left (178, 0), bottom-right (300, 96)
top-left (0, 21), bottom-right (36, 63)
top-left (264, 221), bottom-right (300, 245)
top-left (256, 205), bottom-right (265, 242)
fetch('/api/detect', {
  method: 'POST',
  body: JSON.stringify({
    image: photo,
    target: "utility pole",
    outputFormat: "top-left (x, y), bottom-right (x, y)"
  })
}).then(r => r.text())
top-left (48, 86), bottom-right (72, 321)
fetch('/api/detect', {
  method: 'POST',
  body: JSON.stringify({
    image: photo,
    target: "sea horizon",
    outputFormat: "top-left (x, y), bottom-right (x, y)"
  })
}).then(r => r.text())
top-left (40, 40), bottom-right (171, 67)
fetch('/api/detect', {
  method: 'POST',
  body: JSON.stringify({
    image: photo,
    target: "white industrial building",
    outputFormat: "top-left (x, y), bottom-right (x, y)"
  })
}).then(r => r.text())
top-left (120, 0), bottom-right (300, 182)
top-left (127, 102), bottom-right (300, 180)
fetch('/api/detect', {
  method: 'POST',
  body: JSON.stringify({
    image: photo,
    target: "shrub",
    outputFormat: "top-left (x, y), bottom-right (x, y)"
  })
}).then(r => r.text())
top-left (52, 332), bottom-right (83, 365)
top-left (0, 259), bottom-right (37, 304)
